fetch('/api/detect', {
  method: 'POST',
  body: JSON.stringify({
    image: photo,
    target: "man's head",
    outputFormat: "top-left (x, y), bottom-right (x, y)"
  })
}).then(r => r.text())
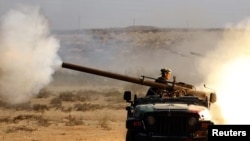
top-left (161, 68), bottom-right (172, 80)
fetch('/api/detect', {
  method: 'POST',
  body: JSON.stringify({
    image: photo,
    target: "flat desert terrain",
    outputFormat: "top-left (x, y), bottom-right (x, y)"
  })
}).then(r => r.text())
top-left (0, 27), bottom-right (225, 141)
top-left (0, 88), bottom-right (128, 141)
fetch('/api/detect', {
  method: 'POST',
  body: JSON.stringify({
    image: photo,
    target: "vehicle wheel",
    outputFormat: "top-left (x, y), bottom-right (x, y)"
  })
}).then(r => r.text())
top-left (126, 130), bottom-right (135, 141)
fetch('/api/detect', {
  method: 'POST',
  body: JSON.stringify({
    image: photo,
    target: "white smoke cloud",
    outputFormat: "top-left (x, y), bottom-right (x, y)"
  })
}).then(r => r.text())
top-left (198, 18), bottom-right (250, 124)
top-left (0, 5), bottom-right (61, 104)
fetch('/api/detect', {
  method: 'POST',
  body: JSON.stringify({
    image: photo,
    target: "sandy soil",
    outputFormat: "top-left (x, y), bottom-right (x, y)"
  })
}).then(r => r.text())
top-left (0, 88), bottom-right (128, 141)
top-left (1, 122), bottom-right (126, 141)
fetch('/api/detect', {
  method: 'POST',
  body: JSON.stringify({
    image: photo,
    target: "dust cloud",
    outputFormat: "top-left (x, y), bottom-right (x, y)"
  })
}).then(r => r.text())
top-left (0, 5), bottom-right (61, 104)
top-left (198, 19), bottom-right (250, 124)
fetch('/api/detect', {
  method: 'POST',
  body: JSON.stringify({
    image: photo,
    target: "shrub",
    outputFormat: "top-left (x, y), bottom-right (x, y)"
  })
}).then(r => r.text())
top-left (33, 104), bottom-right (49, 112)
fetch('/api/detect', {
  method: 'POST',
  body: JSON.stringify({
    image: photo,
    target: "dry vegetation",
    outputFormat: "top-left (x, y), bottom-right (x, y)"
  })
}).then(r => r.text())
top-left (0, 88), bottom-right (128, 141)
top-left (0, 27), bottom-right (224, 141)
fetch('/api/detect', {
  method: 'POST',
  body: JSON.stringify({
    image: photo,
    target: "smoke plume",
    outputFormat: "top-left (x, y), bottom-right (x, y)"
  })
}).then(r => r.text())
top-left (198, 19), bottom-right (250, 124)
top-left (0, 5), bottom-right (61, 104)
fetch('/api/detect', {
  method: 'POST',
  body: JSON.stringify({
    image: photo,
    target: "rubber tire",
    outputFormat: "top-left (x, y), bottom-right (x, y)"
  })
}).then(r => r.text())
top-left (126, 130), bottom-right (135, 141)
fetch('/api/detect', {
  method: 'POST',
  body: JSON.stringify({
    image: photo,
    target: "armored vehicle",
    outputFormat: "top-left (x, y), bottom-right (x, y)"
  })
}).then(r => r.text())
top-left (61, 62), bottom-right (216, 141)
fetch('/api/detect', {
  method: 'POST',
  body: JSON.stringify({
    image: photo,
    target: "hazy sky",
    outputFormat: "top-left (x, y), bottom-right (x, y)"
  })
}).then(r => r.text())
top-left (1, 0), bottom-right (250, 30)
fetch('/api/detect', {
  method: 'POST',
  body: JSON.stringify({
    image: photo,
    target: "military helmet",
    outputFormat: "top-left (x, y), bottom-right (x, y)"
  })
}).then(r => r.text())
top-left (161, 68), bottom-right (172, 74)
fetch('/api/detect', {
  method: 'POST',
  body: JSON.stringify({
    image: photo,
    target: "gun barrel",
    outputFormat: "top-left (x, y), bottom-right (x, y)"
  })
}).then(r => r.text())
top-left (61, 62), bottom-right (210, 99)
top-left (62, 62), bottom-right (171, 89)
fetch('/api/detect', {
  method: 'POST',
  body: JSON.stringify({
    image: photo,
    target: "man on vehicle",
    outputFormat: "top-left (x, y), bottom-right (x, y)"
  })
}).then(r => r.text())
top-left (146, 67), bottom-right (172, 97)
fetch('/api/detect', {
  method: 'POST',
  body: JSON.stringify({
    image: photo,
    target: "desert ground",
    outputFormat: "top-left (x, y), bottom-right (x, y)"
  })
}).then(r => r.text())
top-left (0, 27), bottom-right (224, 141)
top-left (0, 87), bottom-right (128, 141)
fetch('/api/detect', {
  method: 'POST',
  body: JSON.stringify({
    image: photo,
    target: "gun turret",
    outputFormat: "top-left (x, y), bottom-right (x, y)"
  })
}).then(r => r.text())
top-left (61, 62), bottom-right (216, 103)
